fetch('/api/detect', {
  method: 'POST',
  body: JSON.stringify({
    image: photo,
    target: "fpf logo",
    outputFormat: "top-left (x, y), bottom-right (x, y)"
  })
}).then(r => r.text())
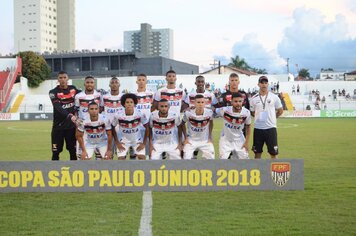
top-left (271, 163), bottom-right (290, 187)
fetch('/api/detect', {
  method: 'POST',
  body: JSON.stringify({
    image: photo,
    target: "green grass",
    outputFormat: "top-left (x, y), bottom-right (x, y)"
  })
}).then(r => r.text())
top-left (0, 118), bottom-right (356, 235)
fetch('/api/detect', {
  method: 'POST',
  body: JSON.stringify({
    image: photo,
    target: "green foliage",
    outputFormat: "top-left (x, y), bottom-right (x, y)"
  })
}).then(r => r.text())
top-left (17, 51), bottom-right (51, 88)
top-left (298, 68), bottom-right (310, 79)
top-left (229, 55), bottom-right (267, 74)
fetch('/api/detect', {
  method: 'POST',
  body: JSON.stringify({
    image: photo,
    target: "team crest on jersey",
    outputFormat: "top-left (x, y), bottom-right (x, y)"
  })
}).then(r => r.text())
top-left (189, 117), bottom-right (210, 128)
top-left (153, 120), bottom-right (175, 130)
top-left (104, 98), bottom-right (121, 108)
top-left (161, 91), bottom-right (183, 101)
top-left (271, 163), bottom-right (290, 187)
top-left (137, 94), bottom-right (153, 104)
top-left (84, 123), bottom-right (105, 134)
top-left (118, 117), bottom-right (141, 128)
top-left (79, 98), bottom-right (100, 107)
top-left (223, 112), bottom-right (246, 124)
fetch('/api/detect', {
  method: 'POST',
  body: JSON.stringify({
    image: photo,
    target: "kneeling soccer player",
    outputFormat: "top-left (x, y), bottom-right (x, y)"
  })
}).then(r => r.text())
top-left (181, 94), bottom-right (215, 159)
top-left (76, 102), bottom-right (113, 160)
top-left (150, 99), bottom-right (182, 160)
top-left (215, 92), bottom-right (251, 159)
top-left (111, 93), bottom-right (149, 160)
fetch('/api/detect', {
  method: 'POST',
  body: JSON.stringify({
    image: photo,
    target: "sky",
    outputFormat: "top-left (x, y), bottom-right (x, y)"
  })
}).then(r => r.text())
top-left (1, 0), bottom-right (356, 76)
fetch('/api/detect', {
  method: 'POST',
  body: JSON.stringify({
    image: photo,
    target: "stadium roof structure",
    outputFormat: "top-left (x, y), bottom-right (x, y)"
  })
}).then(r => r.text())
top-left (201, 65), bottom-right (257, 76)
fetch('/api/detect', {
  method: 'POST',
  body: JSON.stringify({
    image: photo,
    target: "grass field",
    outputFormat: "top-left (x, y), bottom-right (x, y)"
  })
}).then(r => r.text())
top-left (0, 118), bottom-right (356, 235)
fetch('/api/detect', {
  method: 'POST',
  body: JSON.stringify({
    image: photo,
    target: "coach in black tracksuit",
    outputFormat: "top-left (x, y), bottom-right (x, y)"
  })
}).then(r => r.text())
top-left (49, 71), bottom-right (81, 160)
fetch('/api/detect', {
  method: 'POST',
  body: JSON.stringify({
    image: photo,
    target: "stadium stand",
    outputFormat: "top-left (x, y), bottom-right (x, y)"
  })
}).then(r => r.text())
top-left (0, 57), bottom-right (22, 111)
top-left (4, 73), bottom-right (356, 114)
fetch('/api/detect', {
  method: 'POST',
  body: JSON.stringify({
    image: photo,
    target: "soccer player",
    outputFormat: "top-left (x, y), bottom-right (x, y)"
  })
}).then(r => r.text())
top-left (182, 75), bottom-right (217, 159)
top-left (215, 93), bottom-right (251, 159)
top-left (135, 73), bottom-right (154, 118)
top-left (111, 93), bottom-right (149, 160)
top-left (181, 94), bottom-right (215, 160)
top-left (134, 73), bottom-right (154, 158)
top-left (102, 76), bottom-right (123, 121)
top-left (182, 75), bottom-right (218, 110)
top-left (75, 76), bottom-right (103, 159)
top-left (49, 71), bottom-right (80, 160)
top-left (150, 99), bottom-right (182, 160)
top-left (250, 76), bottom-right (283, 159)
top-left (216, 73), bottom-right (250, 110)
top-left (75, 76), bottom-right (103, 120)
top-left (76, 102), bottom-right (113, 160)
top-left (152, 70), bottom-right (185, 114)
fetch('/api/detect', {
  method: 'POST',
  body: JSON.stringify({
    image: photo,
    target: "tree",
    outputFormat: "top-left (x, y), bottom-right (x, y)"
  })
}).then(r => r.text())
top-left (298, 68), bottom-right (310, 79)
top-left (252, 67), bottom-right (268, 74)
top-left (229, 55), bottom-right (251, 70)
top-left (17, 51), bottom-right (51, 88)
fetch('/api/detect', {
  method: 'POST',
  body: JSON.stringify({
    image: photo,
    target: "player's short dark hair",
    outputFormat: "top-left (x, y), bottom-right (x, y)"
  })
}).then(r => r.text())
top-left (85, 75), bottom-right (95, 80)
top-left (195, 94), bottom-right (205, 100)
top-left (88, 101), bottom-right (98, 108)
top-left (159, 98), bottom-right (169, 103)
top-left (195, 75), bottom-right (205, 81)
top-left (137, 73), bottom-right (147, 78)
top-left (166, 70), bottom-right (176, 76)
top-left (111, 76), bottom-right (119, 81)
top-left (120, 93), bottom-right (138, 106)
top-left (57, 71), bottom-right (67, 75)
top-left (229, 73), bottom-right (239, 78)
top-left (231, 92), bottom-right (243, 99)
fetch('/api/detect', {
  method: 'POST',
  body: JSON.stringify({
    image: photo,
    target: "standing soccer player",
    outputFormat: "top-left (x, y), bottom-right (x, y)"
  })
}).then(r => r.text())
top-left (183, 75), bottom-right (218, 110)
top-left (152, 70), bottom-right (185, 114)
top-left (216, 73), bottom-right (250, 110)
top-left (134, 73), bottom-right (154, 158)
top-left (181, 95), bottom-right (215, 160)
top-left (216, 93), bottom-right (251, 159)
top-left (150, 99), bottom-right (182, 160)
top-left (111, 93), bottom-right (149, 160)
top-left (75, 76), bottom-right (103, 120)
top-left (76, 102), bottom-right (113, 160)
top-left (49, 71), bottom-right (80, 160)
top-left (102, 77), bottom-right (123, 121)
top-left (250, 76), bottom-right (283, 159)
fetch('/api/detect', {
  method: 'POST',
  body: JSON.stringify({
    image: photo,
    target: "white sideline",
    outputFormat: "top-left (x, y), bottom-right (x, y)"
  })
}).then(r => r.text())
top-left (138, 191), bottom-right (153, 236)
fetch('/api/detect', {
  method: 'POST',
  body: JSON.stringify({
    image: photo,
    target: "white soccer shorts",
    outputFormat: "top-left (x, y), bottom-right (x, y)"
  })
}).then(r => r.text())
top-left (151, 143), bottom-right (181, 160)
top-left (83, 142), bottom-right (107, 159)
top-left (117, 142), bottom-right (146, 158)
top-left (219, 136), bottom-right (249, 159)
top-left (183, 140), bottom-right (215, 160)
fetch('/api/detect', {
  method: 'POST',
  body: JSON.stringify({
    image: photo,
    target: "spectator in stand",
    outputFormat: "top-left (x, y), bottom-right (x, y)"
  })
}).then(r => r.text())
top-left (297, 84), bottom-right (300, 95)
top-left (276, 82), bottom-right (280, 93)
top-left (292, 85), bottom-right (296, 95)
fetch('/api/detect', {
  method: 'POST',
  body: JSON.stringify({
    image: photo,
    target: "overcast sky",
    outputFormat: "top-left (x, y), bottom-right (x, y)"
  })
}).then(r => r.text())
top-left (1, 0), bottom-right (356, 75)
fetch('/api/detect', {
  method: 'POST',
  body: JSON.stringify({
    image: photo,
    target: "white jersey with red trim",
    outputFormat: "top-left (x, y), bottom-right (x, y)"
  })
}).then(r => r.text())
top-left (216, 106), bottom-right (251, 142)
top-left (102, 92), bottom-right (123, 121)
top-left (154, 87), bottom-right (184, 114)
top-left (75, 90), bottom-right (103, 120)
top-left (112, 109), bottom-right (148, 144)
top-left (135, 90), bottom-right (154, 119)
top-left (150, 110), bottom-right (181, 145)
top-left (182, 109), bottom-right (213, 142)
top-left (77, 114), bottom-right (111, 145)
top-left (184, 90), bottom-right (218, 109)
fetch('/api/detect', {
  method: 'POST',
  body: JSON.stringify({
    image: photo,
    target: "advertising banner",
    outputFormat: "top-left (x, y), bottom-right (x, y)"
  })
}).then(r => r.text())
top-left (20, 113), bottom-right (53, 120)
top-left (0, 113), bottom-right (20, 121)
top-left (320, 110), bottom-right (356, 118)
top-left (0, 159), bottom-right (303, 192)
